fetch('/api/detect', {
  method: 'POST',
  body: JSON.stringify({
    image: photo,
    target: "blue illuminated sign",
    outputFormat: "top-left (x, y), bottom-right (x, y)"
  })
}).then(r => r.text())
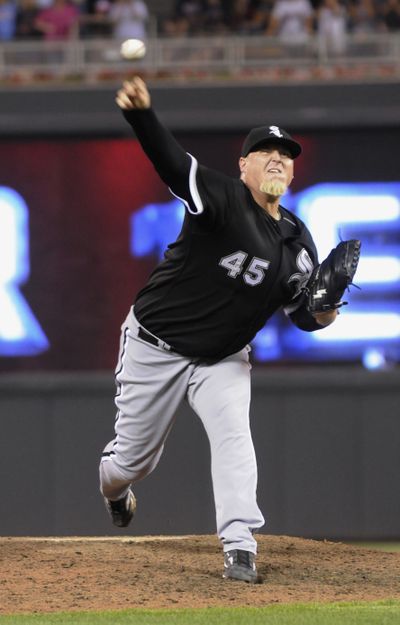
top-left (291, 183), bottom-right (400, 363)
top-left (0, 187), bottom-right (49, 356)
top-left (130, 182), bottom-right (400, 363)
top-left (130, 200), bottom-right (185, 260)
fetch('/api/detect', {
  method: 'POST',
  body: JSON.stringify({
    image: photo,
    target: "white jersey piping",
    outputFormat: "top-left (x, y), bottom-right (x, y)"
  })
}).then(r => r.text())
top-left (168, 153), bottom-right (204, 215)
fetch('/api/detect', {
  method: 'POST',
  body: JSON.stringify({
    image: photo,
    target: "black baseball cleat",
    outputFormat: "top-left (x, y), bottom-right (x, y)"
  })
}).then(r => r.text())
top-left (222, 549), bottom-right (262, 583)
top-left (104, 489), bottom-right (136, 527)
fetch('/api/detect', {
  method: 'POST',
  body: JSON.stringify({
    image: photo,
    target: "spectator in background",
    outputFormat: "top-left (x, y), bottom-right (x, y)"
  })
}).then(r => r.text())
top-left (174, 0), bottom-right (203, 34)
top-left (161, 14), bottom-right (190, 36)
top-left (109, 0), bottom-right (148, 40)
top-left (229, 0), bottom-right (272, 34)
top-left (348, 0), bottom-right (378, 32)
top-left (229, 0), bottom-right (253, 32)
top-left (15, 0), bottom-right (42, 38)
top-left (0, 0), bottom-right (17, 40)
top-left (317, 0), bottom-right (348, 55)
top-left (35, 0), bottom-right (79, 39)
top-left (202, 0), bottom-right (227, 33)
top-left (266, 0), bottom-right (314, 46)
top-left (79, 0), bottom-right (112, 38)
top-left (380, 0), bottom-right (400, 30)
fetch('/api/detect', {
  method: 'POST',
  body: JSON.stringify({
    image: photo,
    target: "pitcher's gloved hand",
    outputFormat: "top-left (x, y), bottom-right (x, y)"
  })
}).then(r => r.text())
top-left (305, 240), bottom-right (361, 313)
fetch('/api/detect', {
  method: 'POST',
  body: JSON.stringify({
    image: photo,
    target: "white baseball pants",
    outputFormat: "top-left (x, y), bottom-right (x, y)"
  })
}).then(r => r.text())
top-left (100, 308), bottom-right (265, 553)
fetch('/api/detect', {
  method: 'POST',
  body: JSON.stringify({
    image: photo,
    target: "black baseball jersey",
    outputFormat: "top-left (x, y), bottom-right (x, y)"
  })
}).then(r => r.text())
top-left (124, 108), bottom-right (323, 360)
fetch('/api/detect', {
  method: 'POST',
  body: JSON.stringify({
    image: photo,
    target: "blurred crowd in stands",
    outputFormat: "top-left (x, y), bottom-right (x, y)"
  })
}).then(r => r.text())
top-left (0, 0), bottom-right (399, 42)
top-left (165, 0), bottom-right (400, 39)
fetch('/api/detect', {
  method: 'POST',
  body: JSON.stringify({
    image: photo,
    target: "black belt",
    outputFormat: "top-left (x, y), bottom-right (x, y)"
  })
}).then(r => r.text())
top-left (138, 326), bottom-right (171, 351)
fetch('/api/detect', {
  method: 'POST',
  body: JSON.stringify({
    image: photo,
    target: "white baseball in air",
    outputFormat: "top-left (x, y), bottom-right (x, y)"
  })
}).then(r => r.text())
top-left (120, 39), bottom-right (146, 60)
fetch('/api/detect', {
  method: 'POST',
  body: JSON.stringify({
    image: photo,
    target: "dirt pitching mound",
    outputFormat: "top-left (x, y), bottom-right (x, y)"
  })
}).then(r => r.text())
top-left (1, 535), bottom-right (399, 614)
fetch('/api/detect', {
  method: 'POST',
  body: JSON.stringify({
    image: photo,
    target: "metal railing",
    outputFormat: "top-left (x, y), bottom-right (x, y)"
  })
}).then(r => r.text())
top-left (0, 33), bottom-right (399, 85)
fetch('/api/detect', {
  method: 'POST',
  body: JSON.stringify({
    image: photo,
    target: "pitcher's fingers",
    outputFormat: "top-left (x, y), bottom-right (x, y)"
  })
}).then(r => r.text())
top-left (116, 87), bottom-right (130, 100)
top-left (123, 81), bottom-right (138, 97)
top-left (120, 90), bottom-right (135, 106)
top-left (115, 96), bottom-right (128, 110)
top-left (132, 75), bottom-right (148, 95)
top-left (116, 94), bottom-right (132, 109)
top-left (132, 75), bottom-right (145, 87)
top-left (120, 88), bottom-right (136, 104)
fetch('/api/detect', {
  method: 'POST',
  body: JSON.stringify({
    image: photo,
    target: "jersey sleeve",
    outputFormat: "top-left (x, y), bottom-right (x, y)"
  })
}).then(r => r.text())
top-left (123, 107), bottom-right (191, 188)
top-left (174, 163), bottom-right (232, 230)
top-left (123, 108), bottom-right (231, 230)
top-left (123, 108), bottom-right (232, 230)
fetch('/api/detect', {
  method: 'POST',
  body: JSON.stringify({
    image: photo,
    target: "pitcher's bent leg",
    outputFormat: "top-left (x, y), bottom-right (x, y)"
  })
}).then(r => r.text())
top-left (100, 314), bottom-right (194, 501)
top-left (187, 347), bottom-right (265, 553)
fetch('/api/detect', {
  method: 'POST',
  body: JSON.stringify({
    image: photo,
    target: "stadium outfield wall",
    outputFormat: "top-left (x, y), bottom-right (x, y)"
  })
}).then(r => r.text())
top-left (0, 369), bottom-right (399, 539)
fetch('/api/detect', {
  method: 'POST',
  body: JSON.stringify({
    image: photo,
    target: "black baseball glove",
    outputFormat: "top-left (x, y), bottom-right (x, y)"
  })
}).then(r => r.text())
top-left (305, 240), bottom-right (361, 313)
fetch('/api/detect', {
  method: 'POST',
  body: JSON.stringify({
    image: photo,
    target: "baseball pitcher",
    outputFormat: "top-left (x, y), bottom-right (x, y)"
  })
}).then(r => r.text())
top-left (99, 77), bottom-right (360, 583)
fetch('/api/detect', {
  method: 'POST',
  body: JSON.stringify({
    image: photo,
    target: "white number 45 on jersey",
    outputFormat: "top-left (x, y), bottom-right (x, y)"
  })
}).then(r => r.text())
top-left (219, 251), bottom-right (270, 286)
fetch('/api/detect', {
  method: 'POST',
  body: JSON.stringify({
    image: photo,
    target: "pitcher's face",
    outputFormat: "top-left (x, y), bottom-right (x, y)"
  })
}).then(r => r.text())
top-left (239, 144), bottom-right (294, 197)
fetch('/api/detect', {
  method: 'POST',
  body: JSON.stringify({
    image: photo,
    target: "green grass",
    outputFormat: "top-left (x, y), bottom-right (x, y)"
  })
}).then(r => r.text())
top-left (1, 602), bottom-right (400, 625)
top-left (346, 542), bottom-right (400, 553)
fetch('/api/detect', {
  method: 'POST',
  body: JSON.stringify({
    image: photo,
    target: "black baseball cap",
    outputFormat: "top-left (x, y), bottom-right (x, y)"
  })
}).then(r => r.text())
top-left (241, 125), bottom-right (302, 159)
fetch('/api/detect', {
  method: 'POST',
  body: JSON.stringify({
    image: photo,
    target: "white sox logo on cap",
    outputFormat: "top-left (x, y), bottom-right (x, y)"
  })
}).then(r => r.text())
top-left (241, 125), bottom-right (302, 159)
top-left (269, 126), bottom-right (284, 138)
